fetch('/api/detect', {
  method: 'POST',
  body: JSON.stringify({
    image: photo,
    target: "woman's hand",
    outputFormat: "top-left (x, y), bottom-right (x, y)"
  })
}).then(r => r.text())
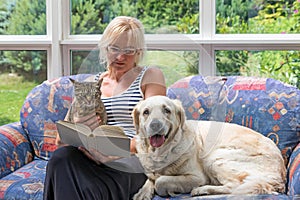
top-left (78, 146), bottom-right (120, 165)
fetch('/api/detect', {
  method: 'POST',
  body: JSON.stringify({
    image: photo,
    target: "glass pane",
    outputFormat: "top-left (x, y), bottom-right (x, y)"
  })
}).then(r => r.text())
top-left (0, 0), bottom-right (46, 35)
top-left (70, 0), bottom-right (199, 34)
top-left (0, 50), bottom-right (47, 125)
top-left (216, 50), bottom-right (300, 88)
top-left (70, 49), bottom-right (106, 75)
top-left (70, 49), bottom-right (199, 87)
top-left (216, 0), bottom-right (300, 34)
top-left (143, 51), bottom-right (199, 86)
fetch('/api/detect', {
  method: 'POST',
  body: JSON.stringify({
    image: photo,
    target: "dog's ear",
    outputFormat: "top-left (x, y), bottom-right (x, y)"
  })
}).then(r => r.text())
top-left (132, 102), bottom-right (141, 134)
top-left (172, 99), bottom-right (186, 129)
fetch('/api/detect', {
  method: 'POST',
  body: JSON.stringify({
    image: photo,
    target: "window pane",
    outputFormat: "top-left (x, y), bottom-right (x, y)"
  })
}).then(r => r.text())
top-left (70, 0), bottom-right (199, 34)
top-left (216, 50), bottom-right (300, 88)
top-left (143, 51), bottom-right (199, 86)
top-left (70, 50), bottom-right (105, 75)
top-left (70, 49), bottom-right (199, 86)
top-left (216, 0), bottom-right (300, 34)
top-left (0, 50), bottom-right (47, 125)
top-left (0, 0), bottom-right (46, 35)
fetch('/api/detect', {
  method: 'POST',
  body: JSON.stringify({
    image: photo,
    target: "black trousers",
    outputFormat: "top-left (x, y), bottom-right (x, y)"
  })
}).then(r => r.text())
top-left (43, 146), bottom-right (147, 200)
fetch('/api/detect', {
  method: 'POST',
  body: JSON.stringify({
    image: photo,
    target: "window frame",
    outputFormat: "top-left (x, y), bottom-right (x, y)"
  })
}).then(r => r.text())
top-left (0, 0), bottom-right (299, 79)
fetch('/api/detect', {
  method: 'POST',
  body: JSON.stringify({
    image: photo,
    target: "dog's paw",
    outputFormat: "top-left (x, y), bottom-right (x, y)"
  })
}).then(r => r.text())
top-left (191, 185), bottom-right (231, 196)
top-left (132, 188), bottom-right (153, 200)
top-left (191, 187), bottom-right (208, 196)
top-left (132, 182), bottom-right (155, 200)
top-left (155, 177), bottom-right (188, 197)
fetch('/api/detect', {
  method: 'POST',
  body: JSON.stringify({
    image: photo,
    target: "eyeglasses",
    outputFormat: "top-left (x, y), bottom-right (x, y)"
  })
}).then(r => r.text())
top-left (107, 46), bottom-right (139, 56)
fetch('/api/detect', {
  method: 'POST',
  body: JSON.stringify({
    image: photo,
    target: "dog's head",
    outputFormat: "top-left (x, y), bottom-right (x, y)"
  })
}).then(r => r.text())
top-left (132, 96), bottom-right (186, 148)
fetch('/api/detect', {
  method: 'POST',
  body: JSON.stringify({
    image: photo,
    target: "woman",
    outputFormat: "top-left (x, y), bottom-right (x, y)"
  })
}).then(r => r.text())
top-left (44, 16), bottom-right (166, 200)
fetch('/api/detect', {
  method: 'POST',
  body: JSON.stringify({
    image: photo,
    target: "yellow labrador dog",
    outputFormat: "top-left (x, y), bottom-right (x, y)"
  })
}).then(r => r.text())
top-left (132, 96), bottom-right (286, 200)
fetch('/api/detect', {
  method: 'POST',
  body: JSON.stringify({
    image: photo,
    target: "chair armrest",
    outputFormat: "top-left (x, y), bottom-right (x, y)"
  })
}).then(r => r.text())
top-left (0, 122), bottom-right (34, 179)
top-left (287, 143), bottom-right (300, 196)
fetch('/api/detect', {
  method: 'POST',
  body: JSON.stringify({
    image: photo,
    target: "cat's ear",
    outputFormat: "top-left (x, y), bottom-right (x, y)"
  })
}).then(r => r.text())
top-left (69, 78), bottom-right (76, 84)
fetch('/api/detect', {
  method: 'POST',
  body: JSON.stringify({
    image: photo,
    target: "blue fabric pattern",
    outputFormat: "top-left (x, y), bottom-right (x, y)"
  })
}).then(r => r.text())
top-left (0, 159), bottom-right (47, 200)
top-left (0, 122), bottom-right (33, 179)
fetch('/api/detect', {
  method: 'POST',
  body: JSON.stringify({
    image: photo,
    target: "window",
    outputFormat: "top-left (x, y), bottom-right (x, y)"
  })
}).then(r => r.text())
top-left (0, 0), bottom-right (299, 125)
top-left (0, 0), bottom-right (299, 81)
top-left (65, 0), bottom-right (299, 88)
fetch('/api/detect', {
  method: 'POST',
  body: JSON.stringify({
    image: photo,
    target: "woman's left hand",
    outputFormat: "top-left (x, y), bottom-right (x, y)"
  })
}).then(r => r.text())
top-left (78, 146), bottom-right (120, 165)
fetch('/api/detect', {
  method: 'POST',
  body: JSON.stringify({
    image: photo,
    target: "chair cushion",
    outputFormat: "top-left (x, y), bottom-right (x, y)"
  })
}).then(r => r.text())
top-left (0, 122), bottom-right (34, 179)
top-left (20, 74), bottom-right (94, 160)
top-left (167, 75), bottom-right (300, 163)
top-left (0, 159), bottom-right (47, 200)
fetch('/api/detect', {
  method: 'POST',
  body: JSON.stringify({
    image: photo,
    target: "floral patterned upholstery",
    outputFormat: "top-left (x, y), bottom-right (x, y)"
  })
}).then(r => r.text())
top-left (0, 74), bottom-right (299, 199)
top-left (168, 76), bottom-right (300, 164)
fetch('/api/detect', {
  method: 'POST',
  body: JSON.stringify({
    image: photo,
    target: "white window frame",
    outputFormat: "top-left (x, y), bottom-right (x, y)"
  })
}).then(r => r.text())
top-left (0, 0), bottom-right (299, 79)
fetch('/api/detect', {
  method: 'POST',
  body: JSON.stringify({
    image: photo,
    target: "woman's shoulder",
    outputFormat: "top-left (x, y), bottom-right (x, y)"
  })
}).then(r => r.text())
top-left (143, 66), bottom-right (165, 80)
top-left (95, 71), bottom-right (109, 81)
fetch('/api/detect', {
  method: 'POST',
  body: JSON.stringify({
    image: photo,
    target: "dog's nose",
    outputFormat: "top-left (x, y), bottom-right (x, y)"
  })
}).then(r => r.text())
top-left (150, 119), bottom-right (163, 132)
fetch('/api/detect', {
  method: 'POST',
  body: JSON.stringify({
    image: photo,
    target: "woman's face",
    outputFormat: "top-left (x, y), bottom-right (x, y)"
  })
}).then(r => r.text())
top-left (107, 33), bottom-right (138, 71)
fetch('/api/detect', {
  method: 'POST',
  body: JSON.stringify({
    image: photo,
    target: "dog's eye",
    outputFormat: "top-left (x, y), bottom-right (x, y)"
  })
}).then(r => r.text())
top-left (164, 108), bottom-right (171, 114)
top-left (143, 109), bottom-right (149, 115)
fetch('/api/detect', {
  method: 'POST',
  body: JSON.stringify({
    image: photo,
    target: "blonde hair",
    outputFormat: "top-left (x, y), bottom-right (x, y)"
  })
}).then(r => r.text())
top-left (98, 16), bottom-right (146, 68)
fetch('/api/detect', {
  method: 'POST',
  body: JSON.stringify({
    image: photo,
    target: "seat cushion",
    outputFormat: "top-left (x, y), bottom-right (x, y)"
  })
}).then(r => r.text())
top-left (0, 159), bottom-right (47, 200)
top-left (0, 122), bottom-right (34, 179)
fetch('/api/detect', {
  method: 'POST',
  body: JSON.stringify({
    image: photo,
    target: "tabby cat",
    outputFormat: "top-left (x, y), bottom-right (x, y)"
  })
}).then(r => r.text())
top-left (65, 78), bottom-right (107, 126)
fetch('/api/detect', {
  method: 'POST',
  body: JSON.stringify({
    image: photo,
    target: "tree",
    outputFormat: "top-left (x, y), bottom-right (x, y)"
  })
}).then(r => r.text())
top-left (2, 0), bottom-right (46, 82)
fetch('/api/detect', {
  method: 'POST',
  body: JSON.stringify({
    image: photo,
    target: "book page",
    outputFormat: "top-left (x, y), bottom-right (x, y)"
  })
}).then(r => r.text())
top-left (88, 135), bottom-right (130, 157)
top-left (56, 120), bottom-right (131, 157)
top-left (93, 125), bottom-right (127, 138)
top-left (56, 121), bottom-right (84, 147)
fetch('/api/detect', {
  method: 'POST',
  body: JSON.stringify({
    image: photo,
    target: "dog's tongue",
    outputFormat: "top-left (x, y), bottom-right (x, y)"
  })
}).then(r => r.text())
top-left (150, 135), bottom-right (165, 148)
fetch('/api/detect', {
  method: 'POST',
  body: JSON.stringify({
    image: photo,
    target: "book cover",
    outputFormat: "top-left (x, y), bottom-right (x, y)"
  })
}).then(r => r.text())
top-left (56, 120), bottom-right (131, 157)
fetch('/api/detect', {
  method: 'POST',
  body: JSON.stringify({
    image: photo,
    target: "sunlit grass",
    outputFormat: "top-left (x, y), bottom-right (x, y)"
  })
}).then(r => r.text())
top-left (0, 73), bottom-right (38, 125)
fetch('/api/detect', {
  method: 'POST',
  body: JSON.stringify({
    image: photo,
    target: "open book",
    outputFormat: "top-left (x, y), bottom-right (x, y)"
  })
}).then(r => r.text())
top-left (56, 120), bottom-right (131, 157)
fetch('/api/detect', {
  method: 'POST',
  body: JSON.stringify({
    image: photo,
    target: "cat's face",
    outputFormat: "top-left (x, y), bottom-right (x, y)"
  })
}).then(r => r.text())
top-left (70, 78), bottom-right (101, 107)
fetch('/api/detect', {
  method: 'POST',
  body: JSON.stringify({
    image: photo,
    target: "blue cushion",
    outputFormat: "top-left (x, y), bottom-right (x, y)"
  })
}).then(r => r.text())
top-left (0, 159), bottom-right (47, 200)
top-left (0, 122), bottom-right (34, 179)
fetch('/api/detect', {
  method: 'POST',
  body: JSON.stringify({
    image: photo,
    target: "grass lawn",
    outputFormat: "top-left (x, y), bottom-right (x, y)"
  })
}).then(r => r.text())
top-left (0, 74), bottom-right (38, 125)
